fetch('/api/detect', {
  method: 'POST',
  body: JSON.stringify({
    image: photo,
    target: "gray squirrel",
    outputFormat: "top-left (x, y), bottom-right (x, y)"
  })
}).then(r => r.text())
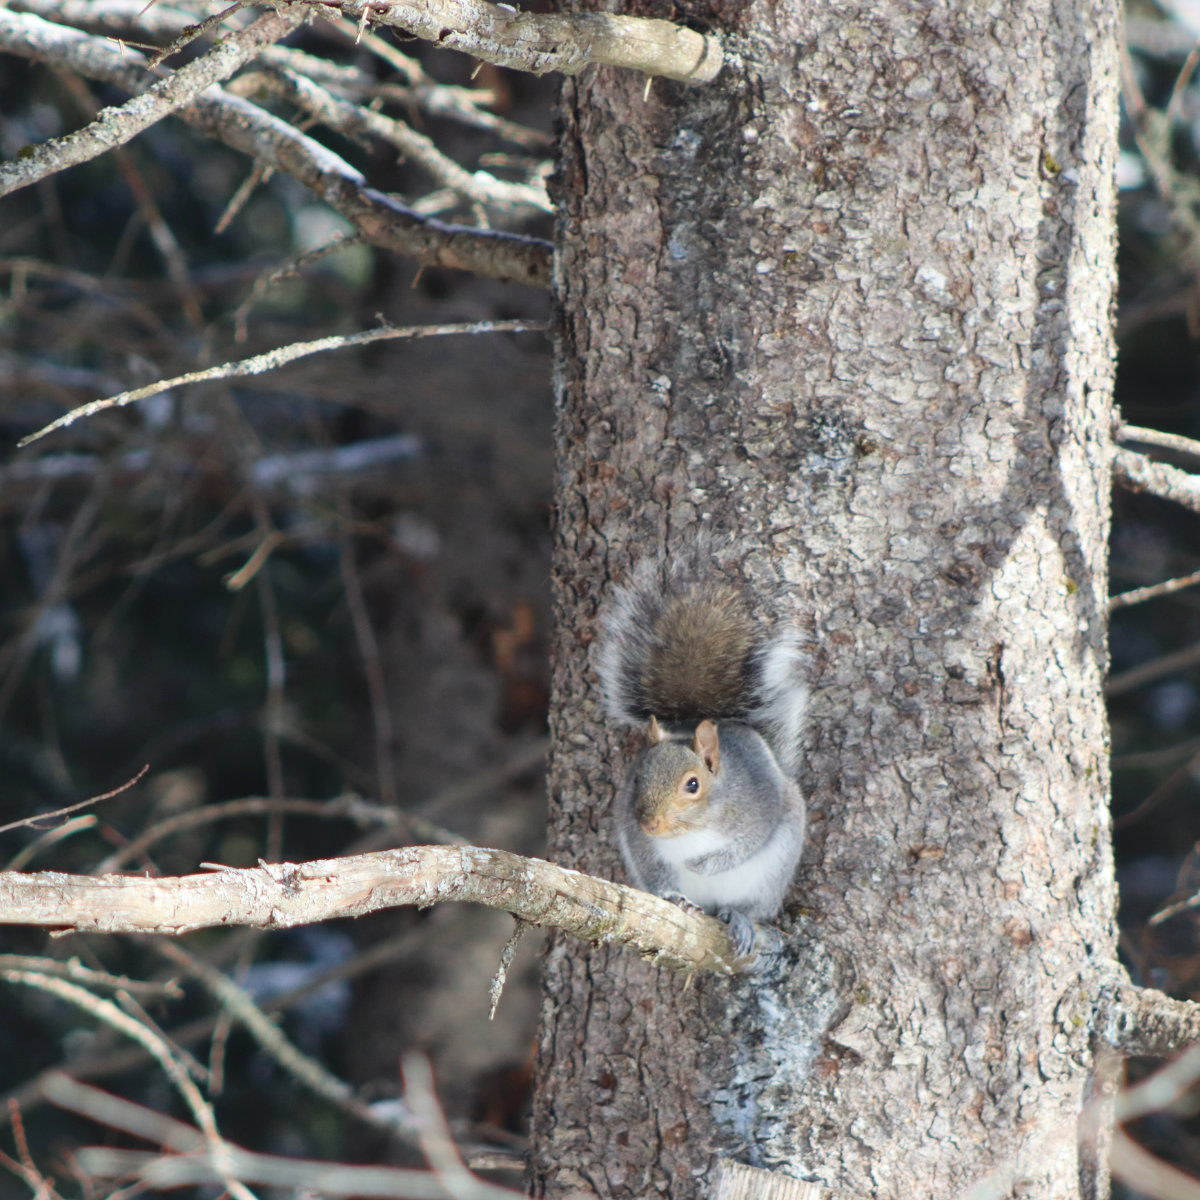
top-left (598, 556), bottom-right (808, 957)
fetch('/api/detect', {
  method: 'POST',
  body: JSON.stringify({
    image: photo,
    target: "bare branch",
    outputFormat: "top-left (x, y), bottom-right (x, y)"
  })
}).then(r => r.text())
top-left (1109, 566), bottom-right (1200, 611)
top-left (90, 793), bottom-right (461, 875)
top-left (0, 955), bottom-right (182, 1000)
top-left (149, 940), bottom-right (403, 1134)
top-left (0, 926), bottom-right (428, 1130)
top-left (401, 1051), bottom-right (500, 1197)
top-left (8, 0), bottom-right (723, 85)
top-left (0, 11), bottom-right (552, 285)
top-left (6, 0), bottom-right (201, 40)
top-left (0, 8), bottom-right (305, 197)
top-left (1096, 968), bottom-right (1200, 1059)
top-left (19, 319), bottom-right (546, 446)
top-left (1109, 1129), bottom-right (1200, 1200)
top-left (1118, 422), bottom-right (1200, 462)
top-left (46, 1075), bottom-right (520, 1200)
top-left (2, 973), bottom-right (254, 1200)
top-left (1106, 639), bottom-right (1200, 697)
top-left (0, 845), bottom-right (761, 974)
top-left (1113, 446), bottom-right (1200, 515)
top-left (304, 0), bottom-right (724, 85)
top-left (0, 766), bottom-right (149, 836)
top-left (227, 67), bottom-right (551, 213)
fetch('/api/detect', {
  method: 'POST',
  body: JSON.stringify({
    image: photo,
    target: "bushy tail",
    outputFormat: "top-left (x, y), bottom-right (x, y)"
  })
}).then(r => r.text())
top-left (598, 555), bottom-right (807, 774)
top-left (747, 632), bottom-right (808, 777)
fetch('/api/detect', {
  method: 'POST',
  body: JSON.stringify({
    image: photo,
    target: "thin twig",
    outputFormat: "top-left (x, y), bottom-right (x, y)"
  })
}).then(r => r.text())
top-left (338, 497), bottom-right (398, 810)
top-left (0, 766), bottom-right (148, 837)
top-left (20, 319), bottom-right (547, 446)
top-left (487, 919), bottom-right (527, 1020)
top-left (228, 69), bottom-right (551, 213)
top-left (1106, 638), bottom-right (1200, 697)
top-left (1, 925), bottom-right (430, 1131)
top-left (7, 817), bottom-right (97, 869)
top-left (1118, 422), bottom-right (1200, 462)
top-left (0, 955), bottom-right (182, 1001)
top-left (1, 973), bottom-right (256, 1200)
top-left (92, 795), bottom-right (409, 874)
top-left (231, 233), bottom-right (366, 341)
top-left (149, 940), bottom-right (408, 1134)
top-left (51, 1074), bottom-right (520, 1199)
top-left (1109, 566), bottom-right (1200, 610)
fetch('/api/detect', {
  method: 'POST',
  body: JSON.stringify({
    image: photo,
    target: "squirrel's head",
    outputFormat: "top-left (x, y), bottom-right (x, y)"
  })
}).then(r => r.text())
top-left (634, 719), bottom-right (721, 836)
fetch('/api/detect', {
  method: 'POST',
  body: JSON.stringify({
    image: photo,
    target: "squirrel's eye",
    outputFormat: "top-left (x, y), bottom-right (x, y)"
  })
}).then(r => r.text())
top-left (683, 775), bottom-right (701, 795)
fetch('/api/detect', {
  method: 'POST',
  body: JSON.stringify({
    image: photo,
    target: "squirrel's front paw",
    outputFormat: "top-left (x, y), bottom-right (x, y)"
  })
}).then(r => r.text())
top-left (717, 908), bottom-right (785, 962)
top-left (717, 908), bottom-right (757, 957)
top-left (661, 890), bottom-right (707, 917)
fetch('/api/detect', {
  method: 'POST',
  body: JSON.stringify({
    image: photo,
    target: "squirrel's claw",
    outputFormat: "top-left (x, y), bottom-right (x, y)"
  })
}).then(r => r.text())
top-left (662, 890), bottom-right (707, 917)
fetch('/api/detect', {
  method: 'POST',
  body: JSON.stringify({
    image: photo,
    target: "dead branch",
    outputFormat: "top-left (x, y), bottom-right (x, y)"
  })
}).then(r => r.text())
top-left (0, 926), bottom-right (428, 1130)
top-left (226, 68), bottom-right (551, 213)
top-left (9, 0), bottom-right (724, 85)
top-left (19, 319), bottom-right (546, 447)
top-left (0, 955), bottom-right (182, 1000)
top-left (0, 8), bottom-right (305, 198)
top-left (0, 845), bottom-right (759, 974)
top-left (1118, 422), bottom-right (1200, 463)
top-left (7, 0), bottom-right (205, 40)
top-left (45, 1074), bottom-right (521, 1200)
top-left (148, 940), bottom-right (401, 1133)
top-left (0, 10), bottom-right (551, 286)
top-left (1109, 1128), bottom-right (1200, 1200)
top-left (1113, 446), bottom-right (1200, 515)
top-left (1109, 566), bottom-right (1200, 611)
top-left (304, 0), bottom-right (724, 85)
top-left (2, 972), bottom-right (255, 1200)
top-left (1096, 968), bottom-right (1200, 1059)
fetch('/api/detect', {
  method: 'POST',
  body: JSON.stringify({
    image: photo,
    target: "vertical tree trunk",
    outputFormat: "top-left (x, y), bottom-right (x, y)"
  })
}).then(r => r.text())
top-left (536, 1), bottom-right (1121, 1196)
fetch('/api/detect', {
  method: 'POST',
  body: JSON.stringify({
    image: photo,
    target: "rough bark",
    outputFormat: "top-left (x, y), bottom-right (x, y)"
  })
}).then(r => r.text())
top-left (537, 1), bottom-right (1120, 1197)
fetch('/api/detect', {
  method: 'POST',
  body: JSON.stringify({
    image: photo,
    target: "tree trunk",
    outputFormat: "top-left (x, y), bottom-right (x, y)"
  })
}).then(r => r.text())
top-left (536, 0), bottom-right (1121, 1196)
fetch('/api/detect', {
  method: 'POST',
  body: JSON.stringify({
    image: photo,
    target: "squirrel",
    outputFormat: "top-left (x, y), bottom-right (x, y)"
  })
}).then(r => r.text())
top-left (597, 554), bottom-right (808, 959)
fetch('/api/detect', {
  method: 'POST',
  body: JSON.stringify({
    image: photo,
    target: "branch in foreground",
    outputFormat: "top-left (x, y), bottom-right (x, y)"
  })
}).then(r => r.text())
top-left (0, 845), bottom-right (761, 974)
top-left (307, 0), bottom-right (724, 85)
top-left (0, 10), bottom-right (550, 286)
top-left (1113, 446), bottom-right (1200, 515)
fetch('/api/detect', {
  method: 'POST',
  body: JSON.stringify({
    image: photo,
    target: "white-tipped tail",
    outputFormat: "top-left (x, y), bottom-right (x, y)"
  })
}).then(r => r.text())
top-left (748, 632), bottom-right (808, 777)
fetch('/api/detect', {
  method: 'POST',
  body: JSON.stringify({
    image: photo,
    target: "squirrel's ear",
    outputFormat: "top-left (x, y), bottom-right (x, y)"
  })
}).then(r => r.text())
top-left (693, 720), bottom-right (720, 773)
top-left (647, 715), bottom-right (667, 744)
